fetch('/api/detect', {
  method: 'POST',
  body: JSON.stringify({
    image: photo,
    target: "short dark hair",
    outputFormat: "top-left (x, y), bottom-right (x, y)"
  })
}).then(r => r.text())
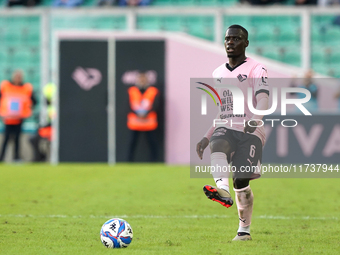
top-left (228, 24), bottom-right (248, 39)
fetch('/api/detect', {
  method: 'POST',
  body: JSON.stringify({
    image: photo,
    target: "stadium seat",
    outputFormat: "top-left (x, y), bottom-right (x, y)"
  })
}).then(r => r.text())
top-left (0, 17), bottom-right (41, 92)
top-left (152, 0), bottom-right (173, 5)
top-left (262, 47), bottom-right (281, 61)
top-left (172, 0), bottom-right (196, 6)
top-left (328, 64), bottom-right (340, 77)
top-left (223, 15), bottom-right (251, 30)
top-left (162, 16), bottom-right (183, 31)
top-left (324, 27), bottom-right (340, 46)
top-left (137, 16), bottom-right (162, 30)
top-left (185, 16), bottom-right (215, 41)
top-left (251, 16), bottom-right (276, 27)
top-left (312, 63), bottom-right (329, 76)
top-left (275, 16), bottom-right (300, 27)
top-left (222, 0), bottom-right (238, 5)
top-left (0, 51), bottom-right (6, 61)
top-left (313, 15), bottom-right (335, 26)
top-left (199, 0), bottom-right (220, 5)
top-left (83, 0), bottom-right (97, 6)
top-left (278, 27), bottom-right (300, 44)
top-left (311, 28), bottom-right (324, 45)
top-left (52, 16), bottom-right (127, 30)
top-left (282, 50), bottom-right (301, 66)
top-left (329, 51), bottom-right (340, 65)
top-left (254, 27), bottom-right (276, 45)
top-left (311, 51), bottom-right (326, 65)
top-left (41, 0), bottom-right (54, 5)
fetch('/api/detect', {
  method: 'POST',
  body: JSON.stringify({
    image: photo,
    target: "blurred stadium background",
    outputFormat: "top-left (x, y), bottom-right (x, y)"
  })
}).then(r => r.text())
top-left (0, 3), bottom-right (339, 163)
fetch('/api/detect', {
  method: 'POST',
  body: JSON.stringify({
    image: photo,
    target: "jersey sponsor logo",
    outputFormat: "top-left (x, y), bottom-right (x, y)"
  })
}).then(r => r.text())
top-left (237, 74), bottom-right (247, 82)
top-left (220, 113), bottom-right (247, 119)
top-left (217, 77), bottom-right (222, 83)
top-left (72, 67), bottom-right (102, 91)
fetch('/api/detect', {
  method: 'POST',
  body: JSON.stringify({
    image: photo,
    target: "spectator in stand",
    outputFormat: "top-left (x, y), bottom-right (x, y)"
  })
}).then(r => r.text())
top-left (97, 0), bottom-right (115, 6)
top-left (118, 0), bottom-right (152, 6)
top-left (295, 0), bottom-right (317, 5)
top-left (0, 70), bottom-right (37, 162)
top-left (318, 0), bottom-right (340, 6)
top-left (7, 0), bottom-right (40, 6)
top-left (244, 0), bottom-right (285, 5)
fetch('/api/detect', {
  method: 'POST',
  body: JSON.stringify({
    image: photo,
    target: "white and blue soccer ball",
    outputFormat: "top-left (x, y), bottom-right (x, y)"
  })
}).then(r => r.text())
top-left (100, 218), bottom-right (133, 248)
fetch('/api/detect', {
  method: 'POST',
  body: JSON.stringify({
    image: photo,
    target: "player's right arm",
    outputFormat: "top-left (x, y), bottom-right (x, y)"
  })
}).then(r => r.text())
top-left (196, 137), bottom-right (209, 160)
top-left (196, 111), bottom-right (220, 159)
top-left (196, 69), bottom-right (221, 159)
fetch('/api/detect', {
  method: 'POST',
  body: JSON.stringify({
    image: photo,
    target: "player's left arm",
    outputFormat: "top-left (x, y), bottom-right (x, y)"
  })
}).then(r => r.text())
top-left (244, 65), bottom-right (269, 133)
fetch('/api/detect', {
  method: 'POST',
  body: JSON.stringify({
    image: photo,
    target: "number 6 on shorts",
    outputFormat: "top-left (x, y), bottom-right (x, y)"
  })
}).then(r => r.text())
top-left (249, 145), bottom-right (256, 158)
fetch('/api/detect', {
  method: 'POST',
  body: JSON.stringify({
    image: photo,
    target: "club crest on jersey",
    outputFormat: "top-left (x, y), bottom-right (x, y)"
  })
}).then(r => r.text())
top-left (237, 74), bottom-right (247, 82)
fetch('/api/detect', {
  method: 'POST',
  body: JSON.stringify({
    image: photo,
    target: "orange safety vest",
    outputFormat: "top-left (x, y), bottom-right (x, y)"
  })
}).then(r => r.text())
top-left (0, 80), bottom-right (33, 125)
top-left (38, 126), bottom-right (53, 141)
top-left (127, 86), bottom-right (158, 131)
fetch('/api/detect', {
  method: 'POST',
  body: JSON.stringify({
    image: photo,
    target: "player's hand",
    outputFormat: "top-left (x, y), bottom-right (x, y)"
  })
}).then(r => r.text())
top-left (196, 137), bottom-right (209, 160)
top-left (244, 120), bottom-right (257, 134)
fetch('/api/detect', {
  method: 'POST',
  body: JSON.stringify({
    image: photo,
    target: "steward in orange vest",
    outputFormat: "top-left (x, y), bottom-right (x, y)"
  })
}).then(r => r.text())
top-left (127, 85), bottom-right (159, 131)
top-left (127, 72), bottom-right (159, 162)
top-left (0, 80), bottom-right (34, 125)
top-left (0, 70), bottom-right (36, 162)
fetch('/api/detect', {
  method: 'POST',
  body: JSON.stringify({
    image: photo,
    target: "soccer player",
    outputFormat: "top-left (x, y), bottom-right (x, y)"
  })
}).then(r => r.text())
top-left (196, 25), bottom-right (269, 241)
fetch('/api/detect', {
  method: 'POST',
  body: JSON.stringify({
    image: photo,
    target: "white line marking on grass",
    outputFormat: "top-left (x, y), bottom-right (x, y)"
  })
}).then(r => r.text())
top-left (0, 214), bottom-right (338, 220)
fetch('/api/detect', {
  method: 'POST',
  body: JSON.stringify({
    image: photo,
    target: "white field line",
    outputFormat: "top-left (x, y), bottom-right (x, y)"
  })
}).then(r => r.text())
top-left (0, 214), bottom-right (337, 221)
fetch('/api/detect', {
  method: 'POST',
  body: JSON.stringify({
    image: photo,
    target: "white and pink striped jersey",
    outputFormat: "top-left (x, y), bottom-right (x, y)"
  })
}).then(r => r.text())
top-left (205, 57), bottom-right (269, 145)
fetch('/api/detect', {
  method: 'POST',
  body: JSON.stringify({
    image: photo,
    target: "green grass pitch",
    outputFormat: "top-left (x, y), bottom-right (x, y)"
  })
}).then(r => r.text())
top-left (0, 164), bottom-right (339, 254)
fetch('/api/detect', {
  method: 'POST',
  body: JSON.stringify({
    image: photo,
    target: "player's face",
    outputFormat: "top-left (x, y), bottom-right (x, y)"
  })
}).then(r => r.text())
top-left (224, 28), bottom-right (249, 58)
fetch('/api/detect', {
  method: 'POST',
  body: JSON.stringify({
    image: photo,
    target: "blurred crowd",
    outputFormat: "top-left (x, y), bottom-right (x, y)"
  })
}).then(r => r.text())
top-left (5, 0), bottom-right (340, 7)
top-left (6, 0), bottom-right (153, 7)
top-left (242, 0), bottom-right (340, 5)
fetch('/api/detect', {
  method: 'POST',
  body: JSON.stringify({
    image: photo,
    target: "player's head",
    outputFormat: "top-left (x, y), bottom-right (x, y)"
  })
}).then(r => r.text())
top-left (224, 25), bottom-right (249, 58)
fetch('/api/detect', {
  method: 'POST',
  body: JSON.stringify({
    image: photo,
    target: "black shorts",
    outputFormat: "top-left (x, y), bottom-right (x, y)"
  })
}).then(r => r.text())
top-left (210, 127), bottom-right (262, 179)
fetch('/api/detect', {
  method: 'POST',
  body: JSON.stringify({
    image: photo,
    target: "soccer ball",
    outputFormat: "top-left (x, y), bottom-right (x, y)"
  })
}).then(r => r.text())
top-left (100, 218), bottom-right (133, 248)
